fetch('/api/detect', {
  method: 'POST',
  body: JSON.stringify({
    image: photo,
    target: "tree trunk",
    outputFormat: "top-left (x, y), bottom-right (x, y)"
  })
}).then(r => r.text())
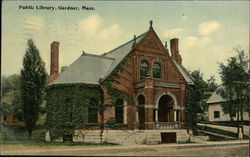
top-left (240, 108), bottom-right (244, 134)
top-left (99, 106), bottom-right (104, 143)
top-left (237, 106), bottom-right (239, 135)
top-left (230, 115), bottom-right (234, 122)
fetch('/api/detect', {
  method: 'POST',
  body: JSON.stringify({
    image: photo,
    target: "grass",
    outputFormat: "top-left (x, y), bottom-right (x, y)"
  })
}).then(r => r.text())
top-left (1, 140), bottom-right (118, 146)
top-left (0, 124), bottom-right (118, 146)
top-left (197, 125), bottom-right (248, 139)
top-left (198, 121), bottom-right (250, 127)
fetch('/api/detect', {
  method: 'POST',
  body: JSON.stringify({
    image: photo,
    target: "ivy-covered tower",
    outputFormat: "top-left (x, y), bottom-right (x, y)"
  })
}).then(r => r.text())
top-left (46, 21), bottom-right (194, 141)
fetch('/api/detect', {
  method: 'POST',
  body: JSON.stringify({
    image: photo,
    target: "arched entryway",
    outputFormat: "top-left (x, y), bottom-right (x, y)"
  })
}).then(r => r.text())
top-left (137, 95), bottom-right (145, 129)
top-left (158, 95), bottom-right (174, 122)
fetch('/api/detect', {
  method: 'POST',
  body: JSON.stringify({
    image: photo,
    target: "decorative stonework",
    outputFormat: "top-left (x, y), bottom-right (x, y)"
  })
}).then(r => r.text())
top-left (154, 91), bottom-right (180, 110)
top-left (141, 39), bottom-right (161, 50)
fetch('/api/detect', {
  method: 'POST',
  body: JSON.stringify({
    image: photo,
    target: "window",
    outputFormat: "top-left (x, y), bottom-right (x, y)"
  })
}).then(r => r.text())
top-left (140, 60), bottom-right (148, 80)
top-left (153, 62), bottom-right (161, 78)
top-left (88, 99), bottom-right (98, 123)
top-left (214, 111), bottom-right (220, 118)
top-left (115, 99), bottom-right (124, 123)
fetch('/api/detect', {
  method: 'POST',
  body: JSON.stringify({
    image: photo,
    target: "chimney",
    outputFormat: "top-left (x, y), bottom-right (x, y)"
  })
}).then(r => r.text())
top-left (170, 38), bottom-right (182, 64)
top-left (48, 41), bottom-right (59, 83)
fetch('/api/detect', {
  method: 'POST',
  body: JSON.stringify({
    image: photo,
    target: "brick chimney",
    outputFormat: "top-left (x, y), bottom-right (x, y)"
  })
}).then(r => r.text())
top-left (170, 38), bottom-right (182, 64)
top-left (48, 41), bottom-right (59, 83)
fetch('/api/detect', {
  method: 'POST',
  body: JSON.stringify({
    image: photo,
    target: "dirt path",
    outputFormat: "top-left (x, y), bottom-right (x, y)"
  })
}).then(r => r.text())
top-left (1, 141), bottom-right (248, 156)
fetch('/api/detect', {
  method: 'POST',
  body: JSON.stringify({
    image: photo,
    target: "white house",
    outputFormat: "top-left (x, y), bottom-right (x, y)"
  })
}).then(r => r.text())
top-left (206, 87), bottom-right (249, 122)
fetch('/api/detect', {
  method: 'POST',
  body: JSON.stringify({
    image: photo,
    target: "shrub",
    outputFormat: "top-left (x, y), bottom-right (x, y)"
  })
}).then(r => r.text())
top-left (31, 129), bottom-right (47, 141)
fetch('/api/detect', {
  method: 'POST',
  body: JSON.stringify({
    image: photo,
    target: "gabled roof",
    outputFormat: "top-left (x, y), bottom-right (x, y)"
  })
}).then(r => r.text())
top-left (206, 86), bottom-right (226, 104)
top-left (51, 53), bottom-right (114, 85)
top-left (173, 61), bottom-right (194, 85)
top-left (50, 31), bottom-right (148, 85)
top-left (50, 28), bottom-right (194, 86)
top-left (102, 31), bottom-right (149, 79)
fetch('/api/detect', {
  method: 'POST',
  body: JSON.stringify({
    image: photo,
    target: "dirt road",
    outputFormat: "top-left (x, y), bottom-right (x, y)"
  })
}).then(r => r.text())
top-left (1, 140), bottom-right (249, 156)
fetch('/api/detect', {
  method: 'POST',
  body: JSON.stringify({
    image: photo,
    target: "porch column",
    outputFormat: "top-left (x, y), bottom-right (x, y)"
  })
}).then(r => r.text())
top-left (136, 109), bottom-right (139, 123)
top-left (174, 110), bottom-right (176, 122)
top-left (155, 109), bottom-right (158, 122)
top-left (124, 101), bottom-right (127, 124)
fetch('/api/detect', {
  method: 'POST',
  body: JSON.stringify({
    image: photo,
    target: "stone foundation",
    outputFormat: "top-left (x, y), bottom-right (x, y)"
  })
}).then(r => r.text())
top-left (73, 129), bottom-right (190, 145)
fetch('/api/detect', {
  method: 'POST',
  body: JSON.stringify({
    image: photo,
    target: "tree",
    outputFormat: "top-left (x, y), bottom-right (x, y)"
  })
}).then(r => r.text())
top-left (1, 74), bottom-right (20, 97)
top-left (12, 87), bottom-right (23, 121)
top-left (218, 47), bottom-right (249, 134)
top-left (20, 39), bottom-right (47, 138)
top-left (185, 70), bottom-right (208, 133)
top-left (0, 74), bottom-right (22, 120)
top-left (207, 76), bottom-right (218, 93)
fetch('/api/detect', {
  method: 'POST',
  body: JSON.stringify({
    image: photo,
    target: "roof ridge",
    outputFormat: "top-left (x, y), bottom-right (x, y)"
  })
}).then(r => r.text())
top-left (101, 31), bottom-right (149, 56)
top-left (82, 52), bottom-right (115, 60)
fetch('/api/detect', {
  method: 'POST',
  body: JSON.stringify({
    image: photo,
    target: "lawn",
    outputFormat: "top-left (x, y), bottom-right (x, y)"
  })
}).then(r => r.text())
top-left (0, 124), bottom-right (117, 146)
top-left (197, 125), bottom-right (248, 139)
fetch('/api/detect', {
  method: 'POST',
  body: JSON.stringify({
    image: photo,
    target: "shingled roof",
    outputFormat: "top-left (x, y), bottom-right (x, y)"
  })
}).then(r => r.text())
top-left (102, 31), bottom-right (148, 79)
top-left (51, 31), bottom-right (148, 85)
top-left (51, 29), bottom-right (194, 85)
top-left (206, 86), bottom-right (226, 104)
top-left (173, 61), bottom-right (194, 85)
top-left (51, 53), bottom-right (114, 85)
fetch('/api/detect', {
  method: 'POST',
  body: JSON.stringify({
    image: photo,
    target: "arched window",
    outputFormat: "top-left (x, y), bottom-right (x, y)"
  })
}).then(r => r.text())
top-left (115, 99), bottom-right (124, 123)
top-left (140, 60), bottom-right (148, 80)
top-left (137, 95), bottom-right (145, 105)
top-left (88, 99), bottom-right (98, 123)
top-left (153, 62), bottom-right (161, 78)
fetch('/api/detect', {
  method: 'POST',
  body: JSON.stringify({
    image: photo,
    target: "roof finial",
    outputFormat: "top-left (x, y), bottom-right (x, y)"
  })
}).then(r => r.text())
top-left (132, 35), bottom-right (137, 48)
top-left (149, 20), bottom-right (153, 29)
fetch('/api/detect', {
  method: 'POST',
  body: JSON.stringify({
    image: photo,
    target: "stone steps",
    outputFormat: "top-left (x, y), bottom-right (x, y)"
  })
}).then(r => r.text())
top-left (73, 129), bottom-right (191, 145)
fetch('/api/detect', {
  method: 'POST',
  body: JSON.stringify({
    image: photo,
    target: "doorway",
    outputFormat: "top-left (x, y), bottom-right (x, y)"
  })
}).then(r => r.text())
top-left (158, 95), bottom-right (174, 122)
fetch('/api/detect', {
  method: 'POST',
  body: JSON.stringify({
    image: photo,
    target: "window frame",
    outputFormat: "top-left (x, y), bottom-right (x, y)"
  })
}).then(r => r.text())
top-left (140, 60), bottom-right (149, 80)
top-left (214, 111), bottom-right (220, 118)
top-left (153, 62), bottom-right (161, 79)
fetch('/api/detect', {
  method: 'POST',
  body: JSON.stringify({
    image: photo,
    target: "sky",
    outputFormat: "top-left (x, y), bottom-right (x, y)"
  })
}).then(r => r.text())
top-left (2, 1), bottom-right (249, 84)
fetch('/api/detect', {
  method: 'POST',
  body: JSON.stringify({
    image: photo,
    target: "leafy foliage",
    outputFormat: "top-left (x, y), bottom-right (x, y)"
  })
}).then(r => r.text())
top-left (46, 84), bottom-right (103, 140)
top-left (1, 74), bottom-right (20, 97)
top-left (1, 74), bottom-right (23, 119)
top-left (101, 56), bottom-right (133, 104)
top-left (1, 75), bottom-right (22, 120)
top-left (46, 54), bottom-right (131, 141)
top-left (185, 70), bottom-right (217, 132)
top-left (217, 48), bottom-right (249, 121)
top-left (20, 39), bottom-right (47, 137)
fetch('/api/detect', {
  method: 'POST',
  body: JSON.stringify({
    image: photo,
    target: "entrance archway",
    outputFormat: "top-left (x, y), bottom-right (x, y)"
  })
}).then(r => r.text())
top-left (158, 95), bottom-right (174, 122)
top-left (137, 95), bottom-right (145, 129)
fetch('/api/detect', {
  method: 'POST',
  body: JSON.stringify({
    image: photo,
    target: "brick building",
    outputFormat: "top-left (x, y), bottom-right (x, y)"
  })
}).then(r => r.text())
top-left (47, 22), bottom-right (194, 143)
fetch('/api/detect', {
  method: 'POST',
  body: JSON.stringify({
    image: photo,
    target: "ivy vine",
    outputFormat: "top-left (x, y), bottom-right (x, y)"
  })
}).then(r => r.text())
top-left (46, 55), bottom-right (134, 140)
top-left (101, 56), bottom-right (133, 105)
top-left (46, 83), bottom-right (103, 140)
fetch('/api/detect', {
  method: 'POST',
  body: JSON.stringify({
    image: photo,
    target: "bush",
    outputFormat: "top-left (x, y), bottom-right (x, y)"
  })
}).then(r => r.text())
top-left (104, 118), bottom-right (127, 129)
top-left (105, 118), bottom-right (116, 127)
top-left (31, 129), bottom-right (47, 141)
